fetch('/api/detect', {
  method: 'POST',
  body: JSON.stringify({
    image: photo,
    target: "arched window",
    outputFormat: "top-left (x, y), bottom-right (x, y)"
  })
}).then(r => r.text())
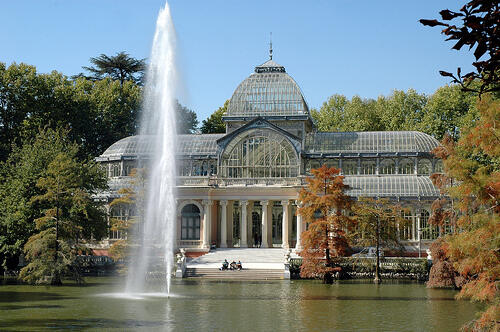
top-left (401, 210), bottom-right (413, 240)
top-left (379, 159), bottom-right (395, 174)
top-left (361, 159), bottom-right (376, 175)
top-left (399, 158), bottom-right (414, 175)
top-left (109, 205), bottom-right (128, 240)
top-left (181, 204), bottom-right (201, 240)
top-left (221, 129), bottom-right (299, 178)
top-left (417, 159), bottom-right (432, 175)
top-left (342, 160), bottom-right (357, 175)
top-left (420, 210), bottom-right (438, 240)
top-left (112, 164), bottom-right (120, 177)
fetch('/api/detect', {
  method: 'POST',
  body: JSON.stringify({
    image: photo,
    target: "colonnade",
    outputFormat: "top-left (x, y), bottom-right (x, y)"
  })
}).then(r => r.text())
top-left (198, 199), bottom-right (303, 250)
top-left (179, 199), bottom-right (434, 251)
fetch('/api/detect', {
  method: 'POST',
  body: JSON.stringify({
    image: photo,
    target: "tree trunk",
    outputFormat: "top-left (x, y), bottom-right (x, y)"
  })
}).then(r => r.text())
top-left (374, 217), bottom-right (381, 284)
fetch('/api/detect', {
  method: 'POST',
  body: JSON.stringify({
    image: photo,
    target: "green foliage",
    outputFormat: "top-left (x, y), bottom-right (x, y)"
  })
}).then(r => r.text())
top-left (0, 62), bottom-right (142, 161)
top-left (0, 127), bottom-right (107, 283)
top-left (80, 51), bottom-right (146, 86)
top-left (0, 127), bottom-right (74, 270)
top-left (352, 198), bottom-right (408, 282)
top-left (176, 100), bottom-right (199, 134)
top-left (200, 100), bottom-right (228, 134)
top-left (311, 87), bottom-right (480, 141)
top-left (19, 228), bottom-right (76, 285)
top-left (291, 257), bottom-right (429, 280)
top-left (419, 84), bottom-right (478, 140)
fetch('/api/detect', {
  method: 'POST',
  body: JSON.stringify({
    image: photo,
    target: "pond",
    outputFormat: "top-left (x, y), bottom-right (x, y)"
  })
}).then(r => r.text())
top-left (0, 278), bottom-right (480, 331)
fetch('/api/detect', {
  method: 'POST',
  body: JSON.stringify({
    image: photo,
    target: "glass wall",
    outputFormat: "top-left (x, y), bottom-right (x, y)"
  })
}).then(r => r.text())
top-left (221, 129), bottom-right (299, 178)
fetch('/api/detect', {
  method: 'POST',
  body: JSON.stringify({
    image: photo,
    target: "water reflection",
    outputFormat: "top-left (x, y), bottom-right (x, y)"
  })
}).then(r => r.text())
top-left (0, 278), bottom-right (480, 332)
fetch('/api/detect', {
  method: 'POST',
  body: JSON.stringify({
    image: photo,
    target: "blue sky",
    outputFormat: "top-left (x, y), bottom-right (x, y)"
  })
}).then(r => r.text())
top-left (2, 1), bottom-right (474, 121)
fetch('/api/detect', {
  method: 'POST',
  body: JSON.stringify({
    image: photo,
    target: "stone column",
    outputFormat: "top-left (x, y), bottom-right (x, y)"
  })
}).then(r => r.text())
top-left (261, 200), bottom-right (269, 248)
top-left (247, 201), bottom-right (254, 247)
top-left (295, 200), bottom-right (303, 250)
top-left (220, 200), bottom-right (228, 248)
top-left (281, 200), bottom-right (290, 249)
top-left (202, 200), bottom-right (212, 249)
top-left (240, 200), bottom-right (248, 248)
top-left (228, 201), bottom-right (234, 247)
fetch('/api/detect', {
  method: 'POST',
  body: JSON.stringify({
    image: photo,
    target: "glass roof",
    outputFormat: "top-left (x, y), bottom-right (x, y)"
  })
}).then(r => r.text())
top-left (99, 134), bottom-right (224, 159)
top-left (226, 59), bottom-right (309, 117)
top-left (344, 175), bottom-right (439, 197)
top-left (305, 131), bottom-right (439, 154)
top-left (177, 134), bottom-right (224, 155)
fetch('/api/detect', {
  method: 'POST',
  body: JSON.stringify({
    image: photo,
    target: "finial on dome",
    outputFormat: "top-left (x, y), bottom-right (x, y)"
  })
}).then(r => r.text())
top-left (269, 32), bottom-right (273, 60)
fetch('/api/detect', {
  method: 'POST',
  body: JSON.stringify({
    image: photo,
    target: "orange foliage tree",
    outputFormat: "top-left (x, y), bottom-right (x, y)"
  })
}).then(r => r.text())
top-left (298, 165), bottom-right (355, 283)
top-left (429, 96), bottom-right (499, 331)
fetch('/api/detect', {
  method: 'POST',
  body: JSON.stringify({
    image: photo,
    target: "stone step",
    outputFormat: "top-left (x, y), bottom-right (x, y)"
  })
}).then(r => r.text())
top-left (185, 268), bottom-right (285, 280)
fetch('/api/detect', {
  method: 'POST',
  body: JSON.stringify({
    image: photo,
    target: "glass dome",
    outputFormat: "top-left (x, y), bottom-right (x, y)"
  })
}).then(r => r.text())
top-left (226, 59), bottom-right (309, 117)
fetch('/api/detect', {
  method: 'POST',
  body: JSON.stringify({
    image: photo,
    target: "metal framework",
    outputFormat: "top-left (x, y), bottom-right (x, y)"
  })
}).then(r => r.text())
top-left (220, 128), bottom-right (299, 178)
top-left (226, 60), bottom-right (309, 117)
top-left (305, 131), bottom-right (439, 154)
top-left (344, 176), bottom-right (440, 198)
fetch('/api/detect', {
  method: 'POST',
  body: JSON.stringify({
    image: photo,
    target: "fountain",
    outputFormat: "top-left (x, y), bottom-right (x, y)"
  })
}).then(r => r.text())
top-left (125, 1), bottom-right (178, 296)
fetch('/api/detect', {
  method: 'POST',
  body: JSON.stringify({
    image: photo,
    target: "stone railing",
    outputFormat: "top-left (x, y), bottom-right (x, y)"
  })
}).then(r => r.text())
top-left (177, 240), bottom-right (202, 247)
top-left (289, 257), bottom-right (430, 280)
top-left (177, 176), bottom-right (306, 187)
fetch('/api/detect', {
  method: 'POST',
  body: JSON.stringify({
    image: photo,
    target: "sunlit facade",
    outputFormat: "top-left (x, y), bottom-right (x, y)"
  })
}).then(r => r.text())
top-left (96, 58), bottom-right (443, 254)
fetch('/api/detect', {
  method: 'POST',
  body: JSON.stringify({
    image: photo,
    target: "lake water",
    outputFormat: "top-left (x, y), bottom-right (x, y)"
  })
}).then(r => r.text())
top-left (0, 278), bottom-right (479, 331)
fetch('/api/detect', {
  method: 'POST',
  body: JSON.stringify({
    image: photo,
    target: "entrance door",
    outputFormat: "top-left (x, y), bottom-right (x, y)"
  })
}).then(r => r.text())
top-left (251, 212), bottom-right (261, 247)
top-left (272, 209), bottom-right (283, 246)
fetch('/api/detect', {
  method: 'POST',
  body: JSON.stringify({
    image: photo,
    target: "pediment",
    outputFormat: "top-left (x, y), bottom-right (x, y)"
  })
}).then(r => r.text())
top-left (216, 117), bottom-right (302, 156)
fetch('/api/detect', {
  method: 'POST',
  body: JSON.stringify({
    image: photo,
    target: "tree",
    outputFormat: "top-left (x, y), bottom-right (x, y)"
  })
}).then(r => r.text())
top-left (428, 96), bottom-right (499, 331)
top-left (0, 62), bottom-right (142, 162)
top-left (19, 142), bottom-right (107, 285)
top-left (377, 89), bottom-right (428, 132)
top-left (311, 94), bottom-right (383, 132)
top-left (176, 100), bottom-right (199, 134)
top-left (200, 100), bottom-right (228, 134)
top-left (420, 1), bottom-right (500, 95)
top-left (298, 165), bottom-right (355, 283)
top-left (0, 127), bottom-right (107, 281)
top-left (419, 84), bottom-right (478, 140)
top-left (352, 198), bottom-right (408, 283)
top-left (0, 127), bottom-right (73, 272)
top-left (80, 52), bottom-right (146, 86)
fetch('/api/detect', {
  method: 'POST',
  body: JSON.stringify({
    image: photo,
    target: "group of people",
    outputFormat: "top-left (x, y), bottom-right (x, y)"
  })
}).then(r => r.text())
top-left (220, 259), bottom-right (242, 271)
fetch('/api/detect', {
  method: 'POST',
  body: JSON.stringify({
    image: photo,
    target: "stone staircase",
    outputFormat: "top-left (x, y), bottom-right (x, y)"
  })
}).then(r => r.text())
top-left (184, 267), bottom-right (284, 280)
top-left (184, 248), bottom-right (285, 280)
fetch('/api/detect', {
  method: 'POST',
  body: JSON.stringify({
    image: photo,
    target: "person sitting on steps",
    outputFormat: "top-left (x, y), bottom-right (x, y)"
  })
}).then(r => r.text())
top-left (236, 260), bottom-right (242, 270)
top-left (230, 260), bottom-right (237, 270)
top-left (220, 259), bottom-right (229, 271)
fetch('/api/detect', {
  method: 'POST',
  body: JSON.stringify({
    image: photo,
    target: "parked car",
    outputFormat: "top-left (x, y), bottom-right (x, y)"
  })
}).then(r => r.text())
top-left (352, 247), bottom-right (384, 258)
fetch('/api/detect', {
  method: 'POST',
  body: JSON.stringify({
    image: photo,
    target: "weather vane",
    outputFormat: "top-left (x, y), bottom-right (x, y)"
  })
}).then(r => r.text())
top-left (269, 32), bottom-right (273, 60)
